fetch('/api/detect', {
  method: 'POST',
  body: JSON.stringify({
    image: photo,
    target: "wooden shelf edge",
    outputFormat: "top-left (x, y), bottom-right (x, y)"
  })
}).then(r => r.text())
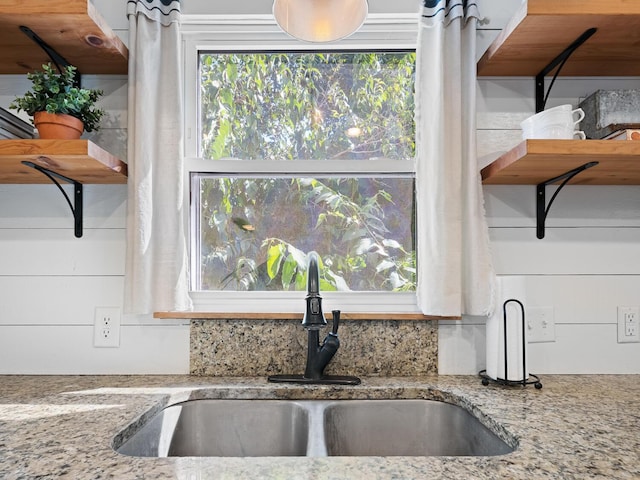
top-left (477, 0), bottom-right (640, 77)
top-left (480, 140), bottom-right (530, 182)
top-left (0, 0), bottom-right (128, 74)
top-left (154, 312), bottom-right (460, 321)
top-left (481, 139), bottom-right (640, 185)
top-left (0, 139), bottom-right (128, 184)
top-left (525, 0), bottom-right (640, 16)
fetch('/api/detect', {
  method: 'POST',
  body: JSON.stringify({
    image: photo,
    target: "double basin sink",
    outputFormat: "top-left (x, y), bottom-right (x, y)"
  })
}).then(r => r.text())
top-left (115, 399), bottom-right (515, 457)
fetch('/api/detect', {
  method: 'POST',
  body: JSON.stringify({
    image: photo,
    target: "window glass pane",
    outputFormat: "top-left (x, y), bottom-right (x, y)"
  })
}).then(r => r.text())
top-left (199, 51), bottom-right (415, 161)
top-left (195, 175), bottom-right (416, 292)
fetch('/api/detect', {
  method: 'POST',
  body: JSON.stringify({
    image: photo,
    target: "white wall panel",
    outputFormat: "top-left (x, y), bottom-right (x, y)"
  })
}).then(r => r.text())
top-left (477, 0), bottom-right (524, 30)
top-left (92, 0), bottom-right (128, 30)
top-left (440, 322), bottom-right (640, 375)
top-left (0, 229), bottom-right (125, 276)
top-left (490, 228), bottom-right (640, 275)
top-left (84, 128), bottom-right (128, 161)
top-left (0, 325), bottom-right (190, 374)
top-left (82, 75), bottom-right (128, 113)
top-left (521, 275), bottom-right (640, 325)
top-left (477, 77), bottom-right (640, 144)
top-left (485, 185), bottom-right (640, 228)
top-left (440, 275), bottom-right (640, 374)
top-left (438, 322), bottom-right (486, 375)
top-left (477, 129), bottom-right (522, 163)
top-left (528, 324), bottom-right (640, 374)
top-left (0, 184), bottom-right (126, 228)
top-left (0, 276), bottom-right (124, 325)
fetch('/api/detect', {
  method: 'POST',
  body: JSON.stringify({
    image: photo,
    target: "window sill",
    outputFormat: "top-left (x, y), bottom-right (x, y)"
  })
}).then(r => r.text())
top-left (153, 311), bottom-right (460, 321)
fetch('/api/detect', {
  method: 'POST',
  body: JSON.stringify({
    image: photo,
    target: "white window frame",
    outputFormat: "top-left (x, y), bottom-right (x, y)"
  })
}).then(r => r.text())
top-left (181, 13), bottom-right (421, 313)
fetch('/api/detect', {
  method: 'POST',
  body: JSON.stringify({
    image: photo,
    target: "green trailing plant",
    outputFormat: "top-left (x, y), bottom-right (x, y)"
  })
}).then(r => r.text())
top-left (10, 63), bottom-right (105, 132)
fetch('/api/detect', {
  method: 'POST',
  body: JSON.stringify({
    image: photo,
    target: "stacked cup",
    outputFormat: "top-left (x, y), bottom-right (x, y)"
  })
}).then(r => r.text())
top-left (521, 104), bottom-right (586, 140)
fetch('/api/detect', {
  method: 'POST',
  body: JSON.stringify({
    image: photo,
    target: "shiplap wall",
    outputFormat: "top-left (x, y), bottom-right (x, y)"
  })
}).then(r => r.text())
top-left (0, 0), bottom-right (638, 374)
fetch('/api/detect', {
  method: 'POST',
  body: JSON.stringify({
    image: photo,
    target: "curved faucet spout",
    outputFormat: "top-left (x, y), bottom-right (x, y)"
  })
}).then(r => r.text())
top-left (301, 251), bottom-right (326, 330)
top-left (306, 251), bottom-right (320, 294)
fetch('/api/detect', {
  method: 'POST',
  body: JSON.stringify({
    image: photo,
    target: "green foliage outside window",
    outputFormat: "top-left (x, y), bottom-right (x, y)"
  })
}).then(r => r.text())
top-left (197, 52), bottom-right (416, 292)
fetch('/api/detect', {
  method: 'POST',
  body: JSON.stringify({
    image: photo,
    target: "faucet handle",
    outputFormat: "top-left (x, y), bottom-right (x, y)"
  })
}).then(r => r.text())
top-left (331, 310), bottom-right (340, 335)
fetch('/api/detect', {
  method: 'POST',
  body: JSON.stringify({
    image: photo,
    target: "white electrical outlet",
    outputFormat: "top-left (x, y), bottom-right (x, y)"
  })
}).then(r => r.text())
top-left (94, 307), bottom-right (121, 348)
top-left (617, 306), bottom-right (640, 343)
top-left (527, 307), bottom-right (555, 343)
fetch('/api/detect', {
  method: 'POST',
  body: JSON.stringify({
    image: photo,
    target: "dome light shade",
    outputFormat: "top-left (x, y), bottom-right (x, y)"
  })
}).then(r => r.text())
top-left (273, 0), bottom-right (368, 43)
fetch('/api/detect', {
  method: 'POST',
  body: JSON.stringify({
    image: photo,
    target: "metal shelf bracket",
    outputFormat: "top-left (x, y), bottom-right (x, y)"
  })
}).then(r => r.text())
top-left (22, 161), bottom-right (84, 238)
top-left (535, 28), bottom-right (597, 113)
top-left (536, 161), bottom-right (599, 239)
top-left (19, 25), bottom-right (81, 86)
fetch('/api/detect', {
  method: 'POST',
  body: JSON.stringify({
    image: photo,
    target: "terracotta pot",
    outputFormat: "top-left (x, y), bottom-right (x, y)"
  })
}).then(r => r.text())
top-left (34, 111), bottom-right (84, 140)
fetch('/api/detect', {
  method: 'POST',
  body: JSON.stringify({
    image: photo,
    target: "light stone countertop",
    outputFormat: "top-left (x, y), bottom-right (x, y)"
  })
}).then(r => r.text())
top-left (0, 375), bottom-right (638, 479)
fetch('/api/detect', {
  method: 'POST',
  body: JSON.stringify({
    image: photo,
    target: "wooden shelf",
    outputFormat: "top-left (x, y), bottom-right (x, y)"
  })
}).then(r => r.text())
top-left (477, 0), bottom-right (640, 77)
top-left (481, 140), bottom-right (640, 186)
top-left (478, 1), bottom-right (640, 237)
top-left (0, 0), bottom-right (127, 74)
top-left (0, 139), bottom-right (127, 184)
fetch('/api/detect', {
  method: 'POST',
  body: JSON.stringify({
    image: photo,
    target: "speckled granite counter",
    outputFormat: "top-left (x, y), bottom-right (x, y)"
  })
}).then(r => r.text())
top-left (0, 375), bottom-right (638, 479)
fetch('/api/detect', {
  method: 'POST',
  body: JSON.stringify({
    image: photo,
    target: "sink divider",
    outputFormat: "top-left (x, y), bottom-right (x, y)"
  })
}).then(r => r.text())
top-left (304, 401), bottom-right (329, 457)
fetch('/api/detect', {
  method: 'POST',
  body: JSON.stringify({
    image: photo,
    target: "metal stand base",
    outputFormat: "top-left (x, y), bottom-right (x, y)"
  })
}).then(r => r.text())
top-left (479, 370), bottom-right (542, 389)
top-left (480, 299), bottom-right (543, 389)
top-left (268, 374), bottom-right (361, 385)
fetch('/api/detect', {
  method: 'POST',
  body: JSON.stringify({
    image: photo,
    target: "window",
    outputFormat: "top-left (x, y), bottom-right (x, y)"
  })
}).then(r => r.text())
top-left (198, 52), bottom-right (415, 162)
top-left (193, 174), bottom-right (415, 292)
top-left (183, 18), bottom-right (420, 312)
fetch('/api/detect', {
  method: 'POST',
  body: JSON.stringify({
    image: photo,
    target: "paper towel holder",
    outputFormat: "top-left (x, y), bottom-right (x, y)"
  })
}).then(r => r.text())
top-left (479, 299), bottom-right (543, 389)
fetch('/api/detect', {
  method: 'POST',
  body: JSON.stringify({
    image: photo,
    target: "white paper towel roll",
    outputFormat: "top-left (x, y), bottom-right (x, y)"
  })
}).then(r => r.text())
top-left (486, 277), bottom-right (528, 382)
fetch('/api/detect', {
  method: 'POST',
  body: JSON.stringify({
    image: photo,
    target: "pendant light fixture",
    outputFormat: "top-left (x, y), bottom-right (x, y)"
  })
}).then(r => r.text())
top-left (273, 0), bottom-right (368, 43)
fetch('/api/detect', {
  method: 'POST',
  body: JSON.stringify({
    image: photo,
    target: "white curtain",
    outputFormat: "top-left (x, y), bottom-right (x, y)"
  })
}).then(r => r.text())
top-left (124, 0), bottom-right (192, 314)
top-left (415, 0), bottom-right (495, 317)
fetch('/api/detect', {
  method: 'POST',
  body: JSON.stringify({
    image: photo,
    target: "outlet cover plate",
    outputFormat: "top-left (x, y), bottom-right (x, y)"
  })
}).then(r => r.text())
top-left (93, 307), bottom-right (121, 348)
top-left (527, 307), bottom-right (555, 343)
top-left (617, 306), bottom-right (640, 343)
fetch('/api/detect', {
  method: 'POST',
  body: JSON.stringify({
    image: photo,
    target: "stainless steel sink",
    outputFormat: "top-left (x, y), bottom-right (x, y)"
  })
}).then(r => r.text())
top-left (323, 399), bottom-right (514, 456)
top-left (116, 400), bottom-right (309, 457)
top-left (115, 399), bottom-right (514, 457)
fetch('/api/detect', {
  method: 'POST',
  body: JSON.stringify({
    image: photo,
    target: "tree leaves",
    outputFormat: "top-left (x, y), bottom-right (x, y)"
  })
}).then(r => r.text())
top-left (266, 243), bottom-right (285, 280)
top-left (196, 52), bottom-right (417, 292)
top-left (200, 52), bottom-right (415, 161)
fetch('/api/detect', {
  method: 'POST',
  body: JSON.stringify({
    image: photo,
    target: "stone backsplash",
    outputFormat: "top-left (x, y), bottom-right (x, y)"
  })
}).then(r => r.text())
top-left (190, 318), bottom-right (438, 376)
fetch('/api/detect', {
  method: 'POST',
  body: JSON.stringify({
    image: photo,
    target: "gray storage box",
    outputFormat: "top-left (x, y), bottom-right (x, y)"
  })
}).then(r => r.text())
top-left (578, 89), bottom-right (640, 139)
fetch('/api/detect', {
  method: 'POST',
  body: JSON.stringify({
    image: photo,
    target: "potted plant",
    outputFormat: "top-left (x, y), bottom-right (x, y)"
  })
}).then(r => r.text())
top-left (10, 63), bottom-right (105, 139)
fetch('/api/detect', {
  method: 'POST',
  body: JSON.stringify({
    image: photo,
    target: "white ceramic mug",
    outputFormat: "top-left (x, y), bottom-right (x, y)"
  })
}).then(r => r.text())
top-left (521, 105), bottom-right (585, 139)
top-left (534, 125), bottom-right (587, 140)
